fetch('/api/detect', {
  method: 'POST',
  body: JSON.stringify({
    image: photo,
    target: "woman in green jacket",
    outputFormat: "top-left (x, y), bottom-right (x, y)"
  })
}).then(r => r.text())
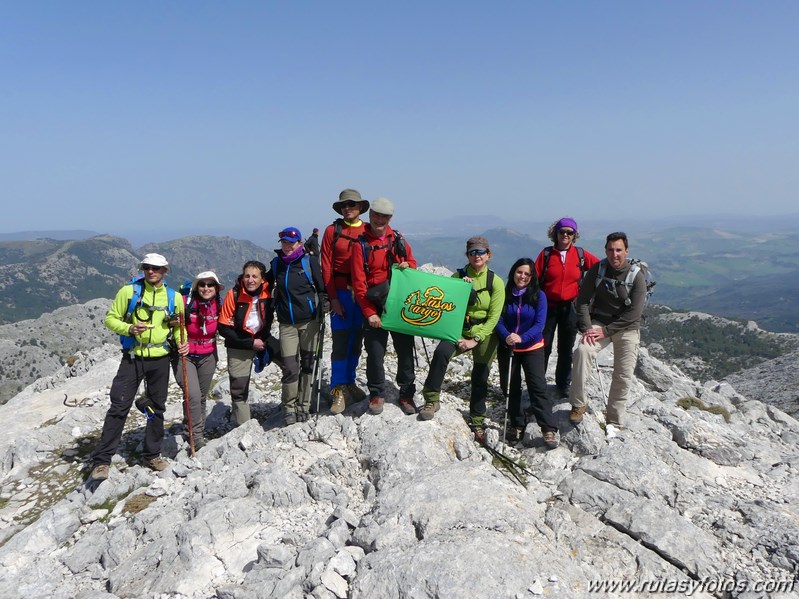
top-left (419, 236), bottom-right (505, 437)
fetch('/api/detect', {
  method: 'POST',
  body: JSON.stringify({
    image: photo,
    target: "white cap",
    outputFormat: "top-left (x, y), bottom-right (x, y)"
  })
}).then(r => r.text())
top-left (139, 253), bottom-right (169, 272)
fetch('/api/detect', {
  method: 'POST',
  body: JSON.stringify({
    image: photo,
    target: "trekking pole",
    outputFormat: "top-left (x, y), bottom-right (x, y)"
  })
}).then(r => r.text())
top-left (502, 349), bottom-right (513, 449)
top-left (312, 313), bottom-right (326, 419)
top-left (179, 312), bottom-right (195, 456)
top-left (595, 355), bottom-right (607, 403)
top-left (420, 337), bottom-right (431, 367)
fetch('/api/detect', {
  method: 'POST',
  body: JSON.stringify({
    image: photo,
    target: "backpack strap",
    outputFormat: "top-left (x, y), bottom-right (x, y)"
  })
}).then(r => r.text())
top-left (540, 247), bottom-right (553, 282)
top-left (393, 230), bottom-right (407, 260)
top-left (120, 278), bottom-right (175, 350)
top-left (595, 259), bottom-right (636, 306)
top-left (541, 246), bottom-right (585, 282)
top-left (332, 218), bottom-right (360, 251)
top-left (300, 254), bottom-right (314, 287)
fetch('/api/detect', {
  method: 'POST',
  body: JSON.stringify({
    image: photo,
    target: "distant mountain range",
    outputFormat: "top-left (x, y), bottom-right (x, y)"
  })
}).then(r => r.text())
top-left (1, 226), bottom-right (797, 332)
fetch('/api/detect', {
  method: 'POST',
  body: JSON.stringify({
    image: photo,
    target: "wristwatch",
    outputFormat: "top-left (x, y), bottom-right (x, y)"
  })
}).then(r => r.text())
top-left (473, 335), bottom-right (481, 343)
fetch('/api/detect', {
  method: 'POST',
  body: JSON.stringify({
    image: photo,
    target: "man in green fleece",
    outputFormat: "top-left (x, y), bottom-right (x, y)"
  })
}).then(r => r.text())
top-left (418, 236), bottom-right (505, 437)
top-left (90, 253), bottom-right (188, 481)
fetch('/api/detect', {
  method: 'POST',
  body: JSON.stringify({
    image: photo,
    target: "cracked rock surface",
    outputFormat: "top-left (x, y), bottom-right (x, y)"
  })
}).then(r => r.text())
top-left (1, 317), bottom-right (798, 598)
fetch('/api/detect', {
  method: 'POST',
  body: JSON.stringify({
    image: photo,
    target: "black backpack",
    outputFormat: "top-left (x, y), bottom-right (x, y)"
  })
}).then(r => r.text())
top-left (457, 267), bottom-right (496, 306)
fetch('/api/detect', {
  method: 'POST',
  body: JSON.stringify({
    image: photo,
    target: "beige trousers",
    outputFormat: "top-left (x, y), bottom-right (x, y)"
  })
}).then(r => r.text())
top-left (569, 325), bottom-right (640, 425)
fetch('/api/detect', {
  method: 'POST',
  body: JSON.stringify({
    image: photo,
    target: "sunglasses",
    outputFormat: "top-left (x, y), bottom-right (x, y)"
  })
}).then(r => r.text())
top-left (279, 229), bottom-right (300, 240)
top-left (558, 229), bottom-right (575, 236)
top-left (197, 281), bottom-right (216, 288)
top-left (339, 201), bottom-right (358, 209)
top-left (141, 265), bottom-right (163, 271)
top-left (468, 249), bottom-right (488, 256)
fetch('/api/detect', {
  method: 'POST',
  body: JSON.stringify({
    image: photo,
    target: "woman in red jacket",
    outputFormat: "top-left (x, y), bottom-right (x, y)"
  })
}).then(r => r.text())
top-left (534, 218), bottom-right (600, 398)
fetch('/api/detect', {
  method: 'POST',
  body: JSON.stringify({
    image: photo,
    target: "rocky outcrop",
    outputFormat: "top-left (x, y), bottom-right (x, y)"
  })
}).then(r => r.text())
top-left (1, 328), bottom-right (798, 598)
top-left (723, 349), bottom-right (799, 419)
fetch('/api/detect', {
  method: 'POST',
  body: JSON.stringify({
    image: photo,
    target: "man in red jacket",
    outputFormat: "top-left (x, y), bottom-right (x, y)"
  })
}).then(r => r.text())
top-left (350, 197), bottom-right (418, 416)
top-left (534, 217), bottom-right (600, 398)
top-left (320, 189), bottom-right (369, 413)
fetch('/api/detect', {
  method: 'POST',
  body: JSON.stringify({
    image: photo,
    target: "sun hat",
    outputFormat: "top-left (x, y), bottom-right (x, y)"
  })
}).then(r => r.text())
top-left (370, 197), bottom-right (395, 216)
top-left (333, 188), bottom-right (370, 215)
top-left (279, 227), bottom-right (303, 242)
top-left (139, 253), bottom-right (169, 272)
top-left (191, 271), bottom-right (224, 294)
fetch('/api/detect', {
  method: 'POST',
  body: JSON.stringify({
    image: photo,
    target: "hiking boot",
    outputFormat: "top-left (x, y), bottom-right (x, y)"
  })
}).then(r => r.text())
top-left (296, 411), bottom-right (309, 422)
top-left (284, 412), bottom-right (297, 426)
top-left (418, 401), bottom-right (439, 421)
top-left (556, 385), bottom-right (570, 400)
top-left (569, 405), bottom-right (587, 425)
top-left (146, 457), bottom-right (169, 472)
top-left (330, 385), bottom-right (347, 414)
top-left (543, 430), bottom-right (559, 449)
top-left (368, 396), bottom-right (384, 415)
top-left (471, 426), bottom-right (486, 443)
top-left (91, 464), bottom-right (109, 481)
top-left (347, 383), bottom-right (367, 403)
top-left (398, 397), bottom-right (417, 415)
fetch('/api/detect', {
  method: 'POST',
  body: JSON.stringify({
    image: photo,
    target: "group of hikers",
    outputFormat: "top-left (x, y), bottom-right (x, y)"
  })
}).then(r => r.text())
top-left (89, 189), bottom-right (647, 481)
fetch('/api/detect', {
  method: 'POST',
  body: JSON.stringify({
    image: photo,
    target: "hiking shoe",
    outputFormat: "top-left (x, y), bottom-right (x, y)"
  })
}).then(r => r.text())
top-left (347, 383), bottom-right (367, 402)
top-left (284, 412), bottom-right (297, 426)
top-left (368, 397), bottom-right (384, 415)
top-left (146, 457), bottom-right (169, 472)
top-left (91, 464), bottom-right (110, 481)
top-left (418, 401), bottom-right (439, 421)
top-left (569, 405), bottom-right (587, 425)
top-left (556, 386), bottom-right (570, 399)
top-left (398, 397), bottom-right (417, 415)
top-left (330, 385), bottom-right (347, 414)
top-left (296, 411), bottom-right (309, 422)
top-left (472, 426), bottom-right (486, 443)
top-left (543, 430), bottom-right (559, 449)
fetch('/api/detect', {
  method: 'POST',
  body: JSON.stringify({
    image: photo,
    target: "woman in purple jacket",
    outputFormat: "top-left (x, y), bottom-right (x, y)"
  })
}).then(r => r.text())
top-left (496, 258), bottom-right (559, 448)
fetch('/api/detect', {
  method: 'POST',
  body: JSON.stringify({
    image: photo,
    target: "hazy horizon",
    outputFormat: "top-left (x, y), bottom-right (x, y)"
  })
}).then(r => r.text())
top-left (3, 211), bottom-right (799, 249)
top-left (3, 3), bottom-right (797, 237)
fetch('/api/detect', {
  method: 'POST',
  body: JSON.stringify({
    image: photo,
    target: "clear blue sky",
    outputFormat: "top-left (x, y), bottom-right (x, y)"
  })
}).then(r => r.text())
top-left (2, 1), bottom-right (797, 240)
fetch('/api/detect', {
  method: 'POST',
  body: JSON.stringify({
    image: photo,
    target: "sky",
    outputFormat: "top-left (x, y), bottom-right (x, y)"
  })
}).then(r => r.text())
top-left (2, 1), bottom-right (797, 242)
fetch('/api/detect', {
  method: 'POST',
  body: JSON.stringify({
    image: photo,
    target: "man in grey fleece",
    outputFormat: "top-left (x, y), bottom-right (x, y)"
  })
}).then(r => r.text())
top-left (568, 231), bottom-right (646, 432)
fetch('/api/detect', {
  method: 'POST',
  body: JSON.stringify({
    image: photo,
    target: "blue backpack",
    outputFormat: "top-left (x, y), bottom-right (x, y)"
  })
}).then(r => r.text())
top-left (119, 276), bottom-right (177, 351)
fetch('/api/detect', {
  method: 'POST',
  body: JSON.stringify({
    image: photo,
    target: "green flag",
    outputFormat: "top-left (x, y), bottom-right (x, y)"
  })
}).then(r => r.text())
top-left (381, 267), bottom-right (471, 343)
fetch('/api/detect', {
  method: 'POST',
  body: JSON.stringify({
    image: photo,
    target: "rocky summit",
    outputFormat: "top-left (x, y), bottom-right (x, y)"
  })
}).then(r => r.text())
top-left (1, 320), bottom-right (798, 597)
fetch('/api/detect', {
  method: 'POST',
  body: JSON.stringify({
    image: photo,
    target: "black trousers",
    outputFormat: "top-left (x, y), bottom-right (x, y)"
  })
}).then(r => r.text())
top-left (423, 339), bottom-right (494, 421)
top-left (542, 301), bottom-right (578, 389)
top-left (92, 353), bottom-right (171, 465)
top-left (362, 326), bottom-right (416, 399)
top-left (497, 345), bottom-right (557, 431)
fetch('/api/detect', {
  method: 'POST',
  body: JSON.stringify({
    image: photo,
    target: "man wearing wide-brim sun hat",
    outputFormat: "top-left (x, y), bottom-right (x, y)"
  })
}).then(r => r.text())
top-left (320, 189), bottom-right (370, 414)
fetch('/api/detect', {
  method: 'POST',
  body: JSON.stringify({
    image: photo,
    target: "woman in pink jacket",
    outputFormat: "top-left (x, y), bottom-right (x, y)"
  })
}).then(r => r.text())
top-left (178, 271), bottom-right (223, 449)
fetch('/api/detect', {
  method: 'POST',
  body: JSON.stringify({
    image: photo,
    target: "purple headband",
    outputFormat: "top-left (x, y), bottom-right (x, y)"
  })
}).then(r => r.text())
top-left (556, 218), bottom-right (578, 232)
